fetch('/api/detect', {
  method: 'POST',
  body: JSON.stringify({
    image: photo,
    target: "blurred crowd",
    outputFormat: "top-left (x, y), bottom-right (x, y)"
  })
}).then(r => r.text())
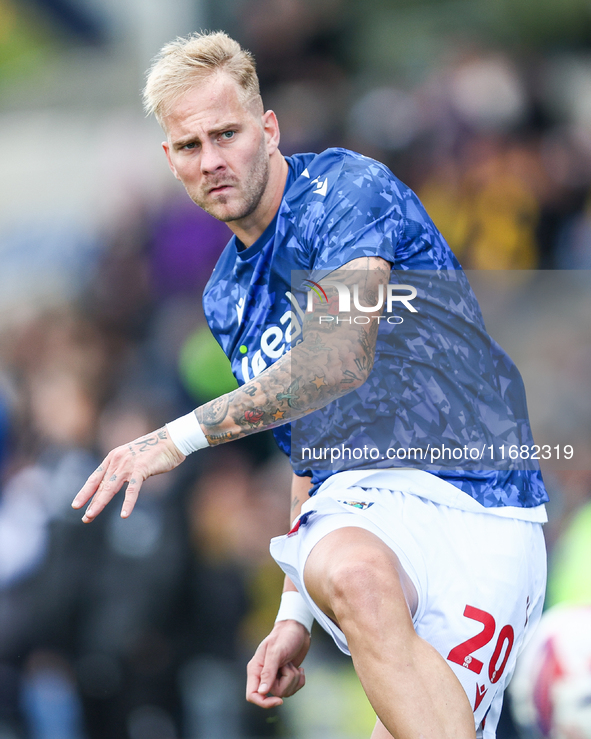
top-left (0, 204), bottom-right (294, 738)
top-left (0, 0), bottom-right (591, 737)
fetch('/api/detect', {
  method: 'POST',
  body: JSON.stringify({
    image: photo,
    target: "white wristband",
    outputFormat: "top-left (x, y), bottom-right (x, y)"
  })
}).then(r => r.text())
top-left (275, 591), bottom-right (314, 633)
top-left (166, 411), bottom-right (209, 456)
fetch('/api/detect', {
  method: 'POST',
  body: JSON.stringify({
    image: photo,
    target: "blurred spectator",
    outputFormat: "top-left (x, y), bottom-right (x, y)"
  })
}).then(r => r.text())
top-left (419, 137), bottom-right (542, 268)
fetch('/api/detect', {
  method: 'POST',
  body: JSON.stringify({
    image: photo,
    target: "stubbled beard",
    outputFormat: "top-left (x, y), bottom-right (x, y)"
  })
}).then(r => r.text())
top-left (191, 136), bottom-right (270, 224)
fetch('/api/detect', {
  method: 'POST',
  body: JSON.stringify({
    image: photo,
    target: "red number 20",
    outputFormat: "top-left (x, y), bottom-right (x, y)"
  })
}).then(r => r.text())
top-left (447, 605), bottom-right (514, 685)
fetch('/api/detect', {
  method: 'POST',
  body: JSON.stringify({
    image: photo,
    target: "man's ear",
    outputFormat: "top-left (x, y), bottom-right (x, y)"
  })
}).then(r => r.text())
top-left (162, 141), bottom-right (181, 180)
top-left (262, 110), bottom-right (280, 155)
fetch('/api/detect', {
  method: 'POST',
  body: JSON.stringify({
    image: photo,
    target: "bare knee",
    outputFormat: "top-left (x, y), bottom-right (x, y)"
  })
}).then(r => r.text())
top-left (304, 528), bottom-right (415, 635)
top-left (328, 551), bottom-right (395, 620)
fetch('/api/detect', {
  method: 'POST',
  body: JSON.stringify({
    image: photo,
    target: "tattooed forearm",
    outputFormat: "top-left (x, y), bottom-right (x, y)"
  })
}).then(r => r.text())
top-left (311, 375), bottom-right (326, 390)
top-left (197, 396), bottom-right (229, 426)
top-left (243, 408), bottom-right (265, 425)
top-left (194, 257), bottom-right (391, 446)
top-left (206, 431), bottom-right (242, 443)
top-left (342, 368), bottom-right (362, 385)
top-left (276, 379), bottom-right (301, 409)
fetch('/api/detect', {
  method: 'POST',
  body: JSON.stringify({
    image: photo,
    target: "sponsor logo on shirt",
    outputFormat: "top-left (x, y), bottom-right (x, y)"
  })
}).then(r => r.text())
top-left (239, 291), bottom-right (305, 382)
top-left (236, 296), bottom-right (245, 324)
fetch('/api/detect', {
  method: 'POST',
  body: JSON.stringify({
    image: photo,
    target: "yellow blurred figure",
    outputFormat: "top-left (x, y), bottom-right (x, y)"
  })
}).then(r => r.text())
top-left (420, 141), bottom-right (542, 269)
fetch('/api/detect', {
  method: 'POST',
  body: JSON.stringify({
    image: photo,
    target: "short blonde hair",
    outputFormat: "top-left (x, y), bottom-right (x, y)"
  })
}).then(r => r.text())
top-left (143, 31), bottom-right (261, 125)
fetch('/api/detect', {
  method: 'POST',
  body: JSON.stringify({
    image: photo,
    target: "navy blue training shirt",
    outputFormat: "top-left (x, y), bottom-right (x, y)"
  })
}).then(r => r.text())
top-left (203, 148), bottom-right (548, 509)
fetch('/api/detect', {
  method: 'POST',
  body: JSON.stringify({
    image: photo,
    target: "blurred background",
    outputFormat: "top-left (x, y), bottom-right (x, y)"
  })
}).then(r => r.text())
top-left (0, 0), bottom-right (590, 737)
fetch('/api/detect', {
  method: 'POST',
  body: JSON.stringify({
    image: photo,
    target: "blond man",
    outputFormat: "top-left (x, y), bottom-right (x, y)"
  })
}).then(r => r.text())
top-left (74, 31), bottom-right (547, 739)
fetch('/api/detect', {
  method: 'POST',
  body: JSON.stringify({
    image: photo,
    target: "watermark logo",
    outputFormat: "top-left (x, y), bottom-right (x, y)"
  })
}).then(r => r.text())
top-left (302, 279), bottom-right (328, 304)
top-left (305, 280), bottom-right (418, 325)
top-left (306, 282), bottom-right (417, 313)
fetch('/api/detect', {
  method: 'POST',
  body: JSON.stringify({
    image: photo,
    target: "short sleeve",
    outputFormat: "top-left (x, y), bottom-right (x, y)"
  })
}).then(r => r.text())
top-left (300, 152), bottom-right (404, 276)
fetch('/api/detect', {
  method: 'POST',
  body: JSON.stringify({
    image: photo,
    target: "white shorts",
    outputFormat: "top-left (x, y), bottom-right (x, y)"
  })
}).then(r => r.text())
top-left (270, 479), bottom-right (547, 739)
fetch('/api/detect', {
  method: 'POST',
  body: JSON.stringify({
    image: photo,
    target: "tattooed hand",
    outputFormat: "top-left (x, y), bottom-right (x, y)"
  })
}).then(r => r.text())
top-left (71, 428), bottom-right (186, 523)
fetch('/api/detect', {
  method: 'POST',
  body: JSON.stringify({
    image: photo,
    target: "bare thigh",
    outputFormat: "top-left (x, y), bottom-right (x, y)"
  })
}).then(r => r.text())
top-left (303, 526), bottom-right (418, 626)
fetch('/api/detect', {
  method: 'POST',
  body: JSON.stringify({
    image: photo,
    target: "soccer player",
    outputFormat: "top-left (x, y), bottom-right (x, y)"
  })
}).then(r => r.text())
top-left (73, 31), bottom-right (548, 739)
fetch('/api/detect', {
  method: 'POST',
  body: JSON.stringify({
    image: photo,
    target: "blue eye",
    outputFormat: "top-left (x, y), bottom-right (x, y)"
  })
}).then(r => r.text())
top-left (221, 131), bottom-right (235, 140)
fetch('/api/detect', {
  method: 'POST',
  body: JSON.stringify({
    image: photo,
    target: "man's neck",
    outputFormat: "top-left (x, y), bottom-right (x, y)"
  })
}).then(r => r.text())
top-left (228, 153), bottom-right (289, 248)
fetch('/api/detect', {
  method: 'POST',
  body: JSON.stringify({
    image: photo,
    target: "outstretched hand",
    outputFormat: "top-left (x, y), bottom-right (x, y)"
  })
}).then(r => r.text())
top-left (72, 427), bottom-right (185, 523)
top-left (246, 619), bottom-right (311, 708)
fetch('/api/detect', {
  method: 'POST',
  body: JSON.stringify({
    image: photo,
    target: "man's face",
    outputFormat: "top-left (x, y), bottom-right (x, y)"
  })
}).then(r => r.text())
top-left (162, 73), bottom-right (272, 225)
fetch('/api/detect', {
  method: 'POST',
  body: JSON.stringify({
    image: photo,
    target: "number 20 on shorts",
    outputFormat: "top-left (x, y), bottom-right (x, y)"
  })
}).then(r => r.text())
top-left (447, 605), bottom-right (515, 684)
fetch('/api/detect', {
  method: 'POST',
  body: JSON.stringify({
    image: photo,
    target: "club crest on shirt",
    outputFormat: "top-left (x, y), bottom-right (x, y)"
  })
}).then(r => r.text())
top-left (339, 500), bottom-right (374, 510)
